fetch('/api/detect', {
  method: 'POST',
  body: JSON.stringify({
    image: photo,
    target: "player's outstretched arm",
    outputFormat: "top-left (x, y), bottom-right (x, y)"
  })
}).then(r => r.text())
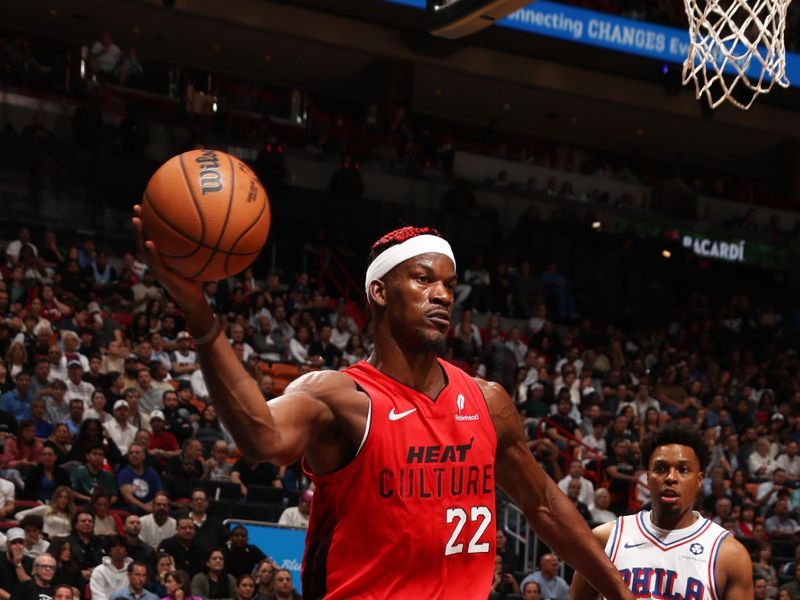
top-left (569, 522), bottom-right (614, 600)
top-left (133, 207), bottom-right (351, 465)
top-left (477, 379), bottom-right (632, 600)
top-left (717, 536), bottom-right (753, 599)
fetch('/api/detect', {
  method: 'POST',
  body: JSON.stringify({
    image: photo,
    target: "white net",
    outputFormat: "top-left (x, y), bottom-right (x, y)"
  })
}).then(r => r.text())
top-left (682, 0), bottom-right (791, 110)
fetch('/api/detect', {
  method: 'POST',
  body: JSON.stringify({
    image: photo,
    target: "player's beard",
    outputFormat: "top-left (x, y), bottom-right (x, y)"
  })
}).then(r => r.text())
top-left (421, 331), bottom-right (447, 355)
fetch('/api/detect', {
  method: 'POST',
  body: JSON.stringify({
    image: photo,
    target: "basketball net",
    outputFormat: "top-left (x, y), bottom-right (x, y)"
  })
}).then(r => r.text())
top-left (682, 0), bottom-right (791, 110)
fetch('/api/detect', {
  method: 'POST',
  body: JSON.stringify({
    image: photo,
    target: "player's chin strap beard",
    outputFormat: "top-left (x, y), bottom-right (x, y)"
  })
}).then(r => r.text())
top-left (364, 235), bottom-right (456, 301)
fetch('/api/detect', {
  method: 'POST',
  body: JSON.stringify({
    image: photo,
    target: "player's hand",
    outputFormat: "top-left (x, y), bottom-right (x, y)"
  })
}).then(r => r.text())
top-left (132, 204), bottom-right (205, 312)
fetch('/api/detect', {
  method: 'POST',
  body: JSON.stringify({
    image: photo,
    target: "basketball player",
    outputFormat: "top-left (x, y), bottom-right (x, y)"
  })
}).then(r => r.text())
top-left (132, 214), bottom-right (631, 600)
top-left (570, 422), bottom-right (753, 599)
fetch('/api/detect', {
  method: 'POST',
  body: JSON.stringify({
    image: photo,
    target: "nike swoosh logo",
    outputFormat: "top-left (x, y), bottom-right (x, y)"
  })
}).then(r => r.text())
top-left (388, 408), bottom-right (417, 421)
top-left (623, 541), bottom-right (646, 548)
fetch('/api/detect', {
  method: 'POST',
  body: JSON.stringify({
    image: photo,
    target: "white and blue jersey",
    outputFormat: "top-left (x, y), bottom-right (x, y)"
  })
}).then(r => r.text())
top-left (604, 510), bottom-right (729, 600)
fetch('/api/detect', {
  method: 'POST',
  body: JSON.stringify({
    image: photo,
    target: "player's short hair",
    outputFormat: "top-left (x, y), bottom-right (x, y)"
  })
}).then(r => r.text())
top-left (367, 226), bottom-right (443, 266)
top-left (641, 422), bottom-right (709, 471)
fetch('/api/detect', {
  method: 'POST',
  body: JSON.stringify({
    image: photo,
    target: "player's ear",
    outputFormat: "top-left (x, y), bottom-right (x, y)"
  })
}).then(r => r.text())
top-left (370, 280), bottom-right (388, 307)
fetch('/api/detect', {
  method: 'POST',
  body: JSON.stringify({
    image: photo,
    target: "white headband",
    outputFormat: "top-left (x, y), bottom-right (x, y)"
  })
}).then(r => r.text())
top-left (365, 235), bottom-right (456, 298)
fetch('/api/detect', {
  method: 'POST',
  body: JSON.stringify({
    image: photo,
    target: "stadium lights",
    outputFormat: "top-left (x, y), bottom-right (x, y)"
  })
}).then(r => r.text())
top-left (662, 249), bottom-right (672, 259)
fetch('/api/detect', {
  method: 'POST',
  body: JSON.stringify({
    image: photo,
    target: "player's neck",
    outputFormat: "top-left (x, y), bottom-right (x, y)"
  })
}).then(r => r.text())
top-left (368, 344), bottom-right (445, 400)
top-left (650, 506), bottom-right (698, 531)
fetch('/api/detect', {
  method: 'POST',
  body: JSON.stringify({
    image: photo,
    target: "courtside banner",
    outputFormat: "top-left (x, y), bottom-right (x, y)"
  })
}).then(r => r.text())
top-left (387, 0), bottom-right (800, 86)
top-left (232, 522), bottom-right (306, 593)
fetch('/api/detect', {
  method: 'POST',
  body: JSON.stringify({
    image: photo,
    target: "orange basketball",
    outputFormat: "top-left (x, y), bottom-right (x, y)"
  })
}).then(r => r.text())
top-left (140, 149), bottom-right (270, 282)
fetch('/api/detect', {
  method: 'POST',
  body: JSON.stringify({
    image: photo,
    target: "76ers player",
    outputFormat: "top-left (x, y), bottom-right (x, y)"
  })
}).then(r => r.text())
top-left (570, 423), bottom-right (753, 599)
top-left (133, 216), bottom-right (632, 600)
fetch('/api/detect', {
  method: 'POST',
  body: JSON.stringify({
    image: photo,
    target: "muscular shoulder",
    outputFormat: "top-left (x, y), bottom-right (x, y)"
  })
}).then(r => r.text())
top-left (284, 369), bottom-right (364, 409)
top-left (472, 377), bottom-right (518, 443)
top-left (716, 533), bottom-right (752, 579)
top-left (591, 520), bottom-right (616, 547)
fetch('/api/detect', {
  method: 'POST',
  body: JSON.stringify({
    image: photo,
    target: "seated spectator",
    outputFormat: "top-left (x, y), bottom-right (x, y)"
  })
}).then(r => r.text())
top-left (90, 32), bottom-right (122, 79)
top-left (117, 441), bottom-right (162, 514)
top-left (777, 441), bottom-right (800, 486)
top-left (91, 488), bottom-right (123, 537)
top-left (48, 537), bottom-right (86, 594)
top-left (196, 405), bottom-right (233, 456)
top-left (165, 439), bottom-right (205, 500)
top-left (140, 492), bottom-right (176, 549)
top-left (124, 388), bottom-right (151, 433)
top-left (65, 360), bottom-right (93, 406)
top-left (494, 528), bottom-right (520, 573)
top-left (148, 409), bottom-right (179, 468)
top-left (191, 549), bottom-right (237, 600)
top-left (188, 488), bottom-right (229, 553)
top-left (222, 526), bottom-right (265, 579)
top-left (13, 552), bottom-right (57, 600)
top-left (0, 471), bottom-right (15, 518)
top-left (589, 488), bottom-right (617, 526)
top-left (234, 574), bottom-right (256, 600)
top-left (71, 444), bottom-right (119, 505)
top-left (490, 553), bottom-right (520, 597)
top-left (84, 390), bottom-right (112, 424)
top-left (0, 528), bottom-right (34, 598)
top-left (61, 398), bottom-right (84, 437)
top-left (230, 456), bottom-right (282, 498)
top-left (29, 398), bottom-right (53, 439)
top-left (278, 490), bottom-right (312, 529)
top-left (605, 438), bottom-right (640, 515)
top-left (252, 560), bottom-right (275, 600)
top-left (104, 400), bottom-right (138, 455)
top-left (307, 325), bottom-right (341, 369)
top-left (201, 440), bottom-right (233, 482)
top-left (3, 420), bottom-right (43, 477)
top-left (16, 486), bottom-right (76, 538)
top-left (90, 536), bottom-right (132, 600)
top-left (108, 561), bottom-right (159, 600)
top-left (68, 510), bottom-right (107, 577)
top-left (520, 580), bottom-right (542, 600)
top-left (757, 468), bottom-right (788, 510)
top-left (0, 371), bottom-right (33, 420)
top-left (749, 437), bottom-right (778, 482)
top-left (20, 514), bottom-right (49, 559)
top-left (270, 568), bottom-right (299, 600)
top-left (171, 332), bottom-right (199, 382)
top-left (780, 564), bottom-right (800, 599)
top-left (519, 554), bottom-right (568, 600)
top-left (122, 514), bottom-right (154, 568)
top-left (565, 478), bottom-right (592, 522)
top-left (6, 226), bottom-right (37, 268)
top-left (162, 569), bottom-right (198, 600)
top-left (764, 499), bottom-right (798, 539)
top-left (158, 516), bottom-right (205, 577)
top-left (42, 380), bottom-right (69, 425)
top-left (752, 543), bottom-right (779, 598)
top-left (557, 460), bottom-right (595, 508)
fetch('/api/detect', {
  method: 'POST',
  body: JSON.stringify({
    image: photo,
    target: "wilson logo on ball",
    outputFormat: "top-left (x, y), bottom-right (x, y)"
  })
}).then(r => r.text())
top-left (195, 150), bottom-right (224, 195)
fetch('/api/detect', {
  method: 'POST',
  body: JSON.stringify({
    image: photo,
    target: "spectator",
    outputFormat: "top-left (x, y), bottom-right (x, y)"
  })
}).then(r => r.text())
top-left (234, 574), bottom-right (256, 600)
top-left (757, 468), bottom-right (788, 510)
top-left (108, 561), bottom-right (158, 600)
top-left (190, 549), bottom-right (236, 600)
top-left (28, 398), bottom-right (52, 438)
top-left (557, 460), bottom-right (595, 508)
top-left (71, 444), bottom-right (118, 505)
top-left (19, 515), bottom-right (49, 559)
top-left (520, 554), bottom-right (569, 600)
top-left (269, 569), bottom-right (299, 600)
top-left (90, 32), bottom-right (122, 81)
top-left (13, 552), bottom-right (56, 600)
top-left (91, 489), bottom-right (123, 538)
top-left (61, 398), bottom-right (84, 437)
top-left (780, 564), bottom-right (800, 599)
top-left (0, 470), bottom-right (15, 518)
top-left (171, 332), bottom-right (198, 382)
top-left (41, 380), bottom-right (69, 426)
top-left (764, 499), bottom-right (798, 539)
top-left (84, 390), bottom-right (112, 424)
top-left (521, 581), bottom-right (542, 600)
top-left (200, 440), bottom-right (233, 482)
top-left (277, 490), bottom-right (312, 529)
top-left (65, 361), bottom-right (94, 408)
top-left (230, 456), bottom-right (282, 498)
top-left (252, 560), bottom-right (275, 600)
top-left (752, 543), bottom-right (779, 598)
top-left (15, 486), bottom-right (75, 539)
top-left (47, 537), bottom-right (84, 594)
top-left (589, 488), bottom-right (616, 525)
top-left (68, 510), bottom-right (107, 577)
top-left (89, 536), bottom-right (132, 600)
top-left (222, 527), bottom-right (265, 579)
top-left (0, 528), bottom-right (33, 598)
top-left (117, 441), bottom-right (162, 514)
top-left (749, 437), bottom-right (778, 482)
top-left (188, 488), bottom-right (229, 554)
top-left (139, 492), bottom-right (175, 550)
top-left (3, 420), bottom-right (43, 476)
top-left (161, 569), bottom-right (195, 600)
top-left (0, 371), bottom-right (33, 421)
top-left (104, 400), bottom-right (137, 455)
top-left (122, 515), bottom-right (154, 568)
top-left (776, 441), bottom-right (800, 485)
top-left (158, 516), bottom-right (205, 577)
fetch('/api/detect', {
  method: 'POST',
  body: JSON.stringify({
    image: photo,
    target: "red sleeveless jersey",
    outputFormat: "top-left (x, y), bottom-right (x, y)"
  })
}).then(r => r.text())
top-left (302, 359), bottom-right (497, 599)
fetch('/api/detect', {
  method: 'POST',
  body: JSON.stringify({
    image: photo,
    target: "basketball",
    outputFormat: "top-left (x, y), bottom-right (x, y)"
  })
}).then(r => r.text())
top-left (140, 149), bottom-right (270, 282)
